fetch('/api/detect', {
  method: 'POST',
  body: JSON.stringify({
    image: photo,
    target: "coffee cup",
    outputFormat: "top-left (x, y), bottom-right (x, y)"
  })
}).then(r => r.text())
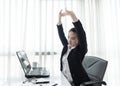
top-left (32, 62), bottom-right (37, 69)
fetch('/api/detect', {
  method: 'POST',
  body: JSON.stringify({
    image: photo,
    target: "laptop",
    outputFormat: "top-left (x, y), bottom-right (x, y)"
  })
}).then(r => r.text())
top-left (16, 50), bottom-right (50, 78)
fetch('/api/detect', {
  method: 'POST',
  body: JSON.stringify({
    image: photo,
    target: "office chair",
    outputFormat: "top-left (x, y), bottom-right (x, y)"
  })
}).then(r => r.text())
top-left (80, 56), bottom-right (108, 86)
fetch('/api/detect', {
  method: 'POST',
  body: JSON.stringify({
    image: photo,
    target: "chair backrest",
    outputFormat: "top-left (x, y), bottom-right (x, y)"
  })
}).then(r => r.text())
top-left (82, 56), bottom-right (108, 82)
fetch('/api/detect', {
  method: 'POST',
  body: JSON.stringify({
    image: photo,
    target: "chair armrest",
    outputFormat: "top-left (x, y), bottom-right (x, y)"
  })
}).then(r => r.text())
top-left (80, 80), bottom-right (107, 86)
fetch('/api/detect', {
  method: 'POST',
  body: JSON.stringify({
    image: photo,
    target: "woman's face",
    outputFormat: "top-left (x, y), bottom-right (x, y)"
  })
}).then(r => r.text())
top-left (68, 31), bottom-right (78, 48)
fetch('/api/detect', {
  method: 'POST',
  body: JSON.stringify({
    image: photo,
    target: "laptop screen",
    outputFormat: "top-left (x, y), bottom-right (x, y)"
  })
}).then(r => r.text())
top-left (16, 51), bottom-right (31, 74)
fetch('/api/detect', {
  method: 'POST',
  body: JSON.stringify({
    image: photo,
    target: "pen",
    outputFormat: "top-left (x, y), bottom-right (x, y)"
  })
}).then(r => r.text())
top-left (52, 83), bottom-right (58, 86)
top-left (35, 81), bottom-right (50, 84)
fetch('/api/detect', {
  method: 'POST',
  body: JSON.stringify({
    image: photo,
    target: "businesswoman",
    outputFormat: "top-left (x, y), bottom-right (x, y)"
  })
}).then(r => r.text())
top-left (57, 9), bottom-right (92, 86)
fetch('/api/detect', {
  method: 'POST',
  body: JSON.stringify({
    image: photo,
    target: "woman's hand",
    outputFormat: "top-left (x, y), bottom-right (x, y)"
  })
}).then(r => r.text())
top-left (65, 9), bottom-right (78, 21)
top-left (58, 9), bottom-right (67, 24)
top-left (58, 9), bottom-right (78, 24)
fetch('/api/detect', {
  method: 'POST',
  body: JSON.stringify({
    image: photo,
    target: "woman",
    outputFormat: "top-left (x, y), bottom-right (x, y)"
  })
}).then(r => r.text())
top-left (57, 9), bottom-right (92, 86)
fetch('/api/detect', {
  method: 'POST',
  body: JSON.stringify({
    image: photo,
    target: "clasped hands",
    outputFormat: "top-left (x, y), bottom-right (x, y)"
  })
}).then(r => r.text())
top-left (59, 8), bottom-right (74, 17)
top-left (58, 8), bottom-right (77, 24)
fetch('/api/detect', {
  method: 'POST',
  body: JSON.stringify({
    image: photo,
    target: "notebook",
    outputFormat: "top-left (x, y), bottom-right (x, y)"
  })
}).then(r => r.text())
top-left (16, 50), bottom-right (50, 78)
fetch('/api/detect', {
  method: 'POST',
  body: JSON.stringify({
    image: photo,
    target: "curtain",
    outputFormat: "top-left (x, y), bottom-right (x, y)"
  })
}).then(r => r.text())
top-left (84, 0), bottom-right (120, 86)
top-left (0, 0), bottom-right (120, 86)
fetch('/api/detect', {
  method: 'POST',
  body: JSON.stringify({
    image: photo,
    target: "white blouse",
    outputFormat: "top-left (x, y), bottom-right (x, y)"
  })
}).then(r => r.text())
top-left (62, 45), bottom-right (76, 83)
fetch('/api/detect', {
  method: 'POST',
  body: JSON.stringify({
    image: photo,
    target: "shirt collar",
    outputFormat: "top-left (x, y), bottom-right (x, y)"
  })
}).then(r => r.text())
top-left (68, 45), bottom-right (76, 50)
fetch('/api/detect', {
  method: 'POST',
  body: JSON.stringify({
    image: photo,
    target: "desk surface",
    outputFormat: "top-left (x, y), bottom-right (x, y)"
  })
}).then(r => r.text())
top-left (3, 72), bottom-right (71, 86)
top-left (0, 56), bottom-right (71, 86)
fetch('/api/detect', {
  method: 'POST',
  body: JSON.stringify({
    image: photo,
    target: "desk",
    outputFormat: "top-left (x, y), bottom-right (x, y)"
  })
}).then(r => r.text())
top-left (1, 56), bottom-right (71, 86)
top-left (3, 72), bottom-right (71, 86)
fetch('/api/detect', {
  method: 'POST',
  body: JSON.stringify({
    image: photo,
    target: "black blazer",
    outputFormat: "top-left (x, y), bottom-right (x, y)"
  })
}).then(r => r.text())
top-left (57, 20), bottom-right (90, 86)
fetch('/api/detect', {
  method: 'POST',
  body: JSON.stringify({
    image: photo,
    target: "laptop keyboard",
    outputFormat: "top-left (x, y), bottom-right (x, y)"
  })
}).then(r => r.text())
top-left (29, 67), bottom-right (48, 75)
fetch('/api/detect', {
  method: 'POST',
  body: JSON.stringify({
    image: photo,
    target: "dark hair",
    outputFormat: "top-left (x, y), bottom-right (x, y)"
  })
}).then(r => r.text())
top-left (69, 28), bottom-right (78, 38)
top-left (69, 28), bottom-right (77, 33)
